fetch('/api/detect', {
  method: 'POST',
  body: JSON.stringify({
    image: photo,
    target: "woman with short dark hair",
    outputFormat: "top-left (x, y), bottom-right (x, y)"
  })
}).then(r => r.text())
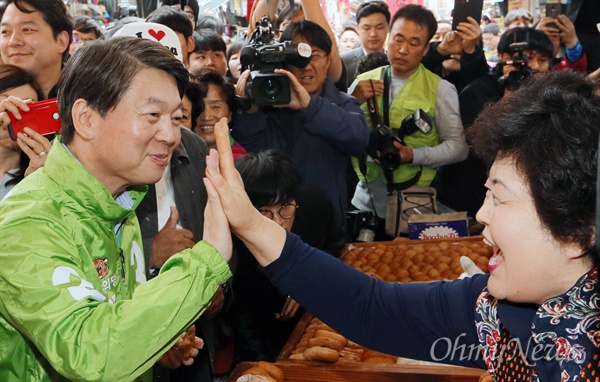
top-left (227, 149), bottom-right (344, 362)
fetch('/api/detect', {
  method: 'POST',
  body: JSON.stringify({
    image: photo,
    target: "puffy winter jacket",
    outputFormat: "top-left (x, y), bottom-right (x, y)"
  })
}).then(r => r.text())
top-left (0, 139), bottom-right (232, 381)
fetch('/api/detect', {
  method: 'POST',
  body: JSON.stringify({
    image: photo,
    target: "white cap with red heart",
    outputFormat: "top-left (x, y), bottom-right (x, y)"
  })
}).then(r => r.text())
top-left (112, 22), bottom-right (183, 63)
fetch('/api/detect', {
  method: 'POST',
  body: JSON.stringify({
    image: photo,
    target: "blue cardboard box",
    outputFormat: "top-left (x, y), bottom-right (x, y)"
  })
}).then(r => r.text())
top-left (408, 212), bottom-right (469, 240)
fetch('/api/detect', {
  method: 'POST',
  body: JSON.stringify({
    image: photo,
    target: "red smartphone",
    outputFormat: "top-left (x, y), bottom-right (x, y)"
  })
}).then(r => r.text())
top-left (8, 99), bottom-right (61, 141)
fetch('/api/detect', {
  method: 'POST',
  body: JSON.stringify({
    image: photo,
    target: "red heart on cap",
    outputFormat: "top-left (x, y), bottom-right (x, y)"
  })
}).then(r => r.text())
top-left (148, 29), bottom-right (166, 41)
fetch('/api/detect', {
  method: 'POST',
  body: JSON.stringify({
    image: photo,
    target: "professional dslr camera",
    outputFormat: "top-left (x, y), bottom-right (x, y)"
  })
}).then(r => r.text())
top-left (240, 17), bottom-right (312, 106)
top-left (366, 109), bottom-right (433, 172)
top-left (499, 41), bottom-right (532, 90)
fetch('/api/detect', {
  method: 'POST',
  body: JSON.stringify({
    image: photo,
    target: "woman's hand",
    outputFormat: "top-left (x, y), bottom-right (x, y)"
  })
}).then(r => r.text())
top-left (18, 127), bottom-right (52, 176)
top-left (203, 117), bottom-right (287, 266)
top-left (204, 118), bottom-right (259, 231)
top-left (0, 96), bottom-right (33, 140)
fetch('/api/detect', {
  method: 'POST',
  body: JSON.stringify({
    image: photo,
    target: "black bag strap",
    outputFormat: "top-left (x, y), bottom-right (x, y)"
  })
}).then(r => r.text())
top-left (386, 171), bottom-right (422, 194)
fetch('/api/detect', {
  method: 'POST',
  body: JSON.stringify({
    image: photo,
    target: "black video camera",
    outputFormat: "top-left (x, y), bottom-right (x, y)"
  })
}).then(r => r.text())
top-left (240, 17), bottom-right (312, 106)
top-left (500, 41), bottom-right (532, 91)
top-left (366, 109), bottom-right (433, 172)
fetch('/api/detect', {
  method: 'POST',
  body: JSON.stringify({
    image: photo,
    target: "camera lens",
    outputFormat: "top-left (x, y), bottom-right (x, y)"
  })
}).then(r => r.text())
top-left (380, 147), bottom-right (402, 171)
top-left (246, 72), bottom-right (291, 106)
top-left (259, 78), bottom-right (284, 102)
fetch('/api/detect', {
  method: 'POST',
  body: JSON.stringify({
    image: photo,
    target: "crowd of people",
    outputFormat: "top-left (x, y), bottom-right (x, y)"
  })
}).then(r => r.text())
top-left (0, 0), bottom-right (599, 381)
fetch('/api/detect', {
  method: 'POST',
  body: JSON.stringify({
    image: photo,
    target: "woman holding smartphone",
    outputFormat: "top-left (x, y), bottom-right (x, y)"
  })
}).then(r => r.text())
top-left (0, 64), bottom-right (52, 199)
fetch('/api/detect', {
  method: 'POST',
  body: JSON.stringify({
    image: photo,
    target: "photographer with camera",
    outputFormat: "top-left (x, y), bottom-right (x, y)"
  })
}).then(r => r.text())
top-left (438, 27), bottom-right (554, 219)
top-left (232, 19), bottom-right (369, 229)
top-left (349, 5), bottom-right (468, 240)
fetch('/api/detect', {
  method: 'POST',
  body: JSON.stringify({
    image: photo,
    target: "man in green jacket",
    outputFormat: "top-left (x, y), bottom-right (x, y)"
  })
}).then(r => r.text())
top-left (0, 37), bottom-right (232, 381)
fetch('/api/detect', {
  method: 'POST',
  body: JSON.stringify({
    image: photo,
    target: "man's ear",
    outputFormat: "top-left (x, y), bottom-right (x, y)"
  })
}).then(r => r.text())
top-left (422, 41), bottom-right (430, 57)
top-left (187, 35), bottom-right (195, 53)
top-left (56, 30), bottom-right (70, 55)
top-left (71, 99), bottom-right (95, 141)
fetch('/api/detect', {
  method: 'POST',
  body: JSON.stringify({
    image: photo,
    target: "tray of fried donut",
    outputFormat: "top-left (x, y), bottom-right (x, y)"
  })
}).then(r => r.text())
top-left (341, 236), bottom-right (492, 282)
top-left (228, 358), bottom-right (485, 381)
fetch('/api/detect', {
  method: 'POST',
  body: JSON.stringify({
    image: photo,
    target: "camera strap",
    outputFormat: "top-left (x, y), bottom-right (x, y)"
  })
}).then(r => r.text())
top-left (382, 66), bottom-right (422, 193)
top-left (383, 66), bottom-right (391, 128)
top-left (366, 81), bottom-right (383, 129)
top-left (362, 83), bottom-right (395, 185)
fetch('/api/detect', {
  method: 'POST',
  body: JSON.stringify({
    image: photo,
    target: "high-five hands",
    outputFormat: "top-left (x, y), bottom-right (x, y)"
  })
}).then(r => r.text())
top-left (203, 117), bottom-right (261, 233)
top-left (203, 118), bottom-right (287, 266)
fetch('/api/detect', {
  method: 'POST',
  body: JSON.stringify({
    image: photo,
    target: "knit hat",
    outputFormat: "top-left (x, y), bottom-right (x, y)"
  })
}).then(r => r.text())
top-left (483, 23), bottom-right (501, 35)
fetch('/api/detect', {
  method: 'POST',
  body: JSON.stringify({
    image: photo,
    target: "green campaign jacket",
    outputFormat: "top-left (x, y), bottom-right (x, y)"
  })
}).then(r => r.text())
top-left (0, 139), bottom-right (232, 381)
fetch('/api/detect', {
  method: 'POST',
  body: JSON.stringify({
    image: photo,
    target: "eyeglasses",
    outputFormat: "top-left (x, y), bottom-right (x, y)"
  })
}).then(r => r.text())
top-left (310, 53), bottom-right (328, 63)
top-left (258, 203), bottom-right (299, 220)
top-left (71, 36), bottom-right (95, 45)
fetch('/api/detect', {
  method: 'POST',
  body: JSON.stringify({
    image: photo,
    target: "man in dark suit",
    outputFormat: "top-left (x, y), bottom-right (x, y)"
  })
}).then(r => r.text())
top-left (340, 1), bottom-right (390, 87)
top-left (137, 127), bottom-right (208, 274)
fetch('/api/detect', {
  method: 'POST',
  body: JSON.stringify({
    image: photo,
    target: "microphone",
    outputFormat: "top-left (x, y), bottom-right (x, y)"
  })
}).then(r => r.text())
top-left (240, 46), bottom-right (256, 70)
